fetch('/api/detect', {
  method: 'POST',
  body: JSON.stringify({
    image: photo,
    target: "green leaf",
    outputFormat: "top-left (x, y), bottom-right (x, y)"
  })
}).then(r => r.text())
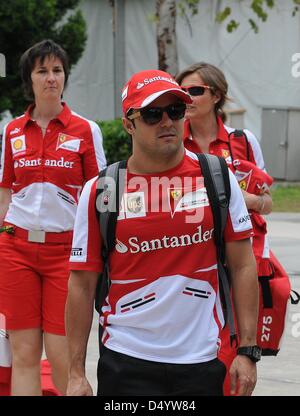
top-left (248, 18), bottom-right (259, 33)
top-left (251, 0), bottom-right (268, 21)
top-left (178, 0), bottom-right (200, 17)
top-left (215, 7), bottom-right (232, 23)
top-left (266, 0), bottom-right (275, 8)
top-left (227, 20), bottom-right (240, 33)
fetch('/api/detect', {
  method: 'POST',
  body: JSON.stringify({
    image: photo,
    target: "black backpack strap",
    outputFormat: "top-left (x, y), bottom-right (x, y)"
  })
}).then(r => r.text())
top-left (97, 160), bottom-right (127, 253)
top-left (258, 261), bottom-right (275, 308)
top-left (197, 153), bottom-right (237, 346)
top-left (95, 160), bottom-right (127, 313)
top-left (228, 129), bottom-right (250, 163)
top-left (258, 276), bottom-right (274, 308)
top-left (290, 290), bottom-right (300, 305)
top-left (197, 154), bottom-right (230, 260)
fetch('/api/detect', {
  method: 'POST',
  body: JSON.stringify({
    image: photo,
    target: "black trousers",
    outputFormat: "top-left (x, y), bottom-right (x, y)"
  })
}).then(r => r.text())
top-left (97, 346), bottom-right (226, 396)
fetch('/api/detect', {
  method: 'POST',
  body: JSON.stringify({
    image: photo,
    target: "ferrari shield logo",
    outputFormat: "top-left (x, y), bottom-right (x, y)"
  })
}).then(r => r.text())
top-left (168, 185), bottom-right (209, 217)
top-left (170, 189), bottom-right (182, 200)
top-left (59, 134), bottom-right (67, 143)
top-left (222, 149), bottom-right (230, 158)
top-left (239, 180), bottom-right (247, 190)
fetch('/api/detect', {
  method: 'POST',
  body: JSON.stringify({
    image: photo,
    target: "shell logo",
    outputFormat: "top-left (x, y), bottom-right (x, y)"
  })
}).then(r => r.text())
top-left (13, 139), bottom-right (23, 150)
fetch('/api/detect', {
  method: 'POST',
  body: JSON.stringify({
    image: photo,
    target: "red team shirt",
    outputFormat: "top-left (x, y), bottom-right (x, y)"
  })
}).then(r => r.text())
top-left (70, 150), bottom-right (253, 364)
top-left (184, 117), bottom-right (270, 266)
top-left (0, 103), bottom-right (106, 231)
top-left (183, 117), bottom-right (265, 170)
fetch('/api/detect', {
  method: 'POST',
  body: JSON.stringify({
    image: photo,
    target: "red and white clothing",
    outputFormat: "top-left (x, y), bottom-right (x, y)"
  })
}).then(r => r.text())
top-left (184, 117), bottom-right (270, 268)
top-left (184, 117), bottom-right (265, 171)
top-left (0, 102), bottom-right (106, 231)
top-left (0, 103), bottom-right (106, 334)
top-left (70, 150), bottom-right (253, 364)
top-left (233, 159), bottom-right (273, 275)
top-left (183, 117), bottom-right (272, 395)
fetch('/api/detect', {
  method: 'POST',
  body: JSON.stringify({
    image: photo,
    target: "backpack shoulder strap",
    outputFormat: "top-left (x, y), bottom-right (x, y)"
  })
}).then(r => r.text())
top-left (228, 129), bottom-right (250, 162)
top-left (197, 154), bottom-right (237, 346)
top-left (96, 160), bottom-right (127, 254)
top-left (197, 154), bottom-right (230, 260)
top-left (94, 160), bottom-right (126, 313)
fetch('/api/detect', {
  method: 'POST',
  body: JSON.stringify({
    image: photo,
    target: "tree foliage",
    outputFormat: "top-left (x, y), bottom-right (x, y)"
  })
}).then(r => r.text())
top-left (98, 119), bottom-right (132, 165)
top-left (178, 0), bottom-right (299, 34)
top-left (0, 0), bottom-right (87, 118)
top-left (157, 0), bottom-right (299, 72)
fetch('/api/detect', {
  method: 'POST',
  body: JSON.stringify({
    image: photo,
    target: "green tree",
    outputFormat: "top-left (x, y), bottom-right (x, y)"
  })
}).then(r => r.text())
top-left (0, 0), bottom-right (87, 118)
top-left (156, 0), bottom-right (300, 75)
top-left (178, 0), bottom-right (300, 33)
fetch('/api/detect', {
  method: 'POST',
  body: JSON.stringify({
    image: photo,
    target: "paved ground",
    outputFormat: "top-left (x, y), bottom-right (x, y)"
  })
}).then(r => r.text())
top-left (253, 213), bottom-right (300, 396)
top-left (85, 213), bottom-right (300, 396)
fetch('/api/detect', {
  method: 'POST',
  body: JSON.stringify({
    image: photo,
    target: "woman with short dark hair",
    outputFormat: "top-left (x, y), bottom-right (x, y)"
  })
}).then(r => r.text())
top-left (20, 39), bottom-right (70, 100)
top-left (0, 39), bottom-right (106, 396)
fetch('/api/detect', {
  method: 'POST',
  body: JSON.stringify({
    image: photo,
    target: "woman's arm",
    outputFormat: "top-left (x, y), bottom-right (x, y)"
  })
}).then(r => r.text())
top-left (241, 189), bottom-right (273, 215)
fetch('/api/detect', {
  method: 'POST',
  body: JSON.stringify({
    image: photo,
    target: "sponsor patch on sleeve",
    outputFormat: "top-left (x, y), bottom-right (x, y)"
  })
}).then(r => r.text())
top-left (11, 135), bottom-right (26, 156)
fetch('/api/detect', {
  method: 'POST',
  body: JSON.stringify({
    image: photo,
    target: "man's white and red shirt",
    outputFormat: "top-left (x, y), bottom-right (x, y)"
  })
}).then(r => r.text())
top-left (0, 103), bottom-right (106, 231)
top-left (70, 150), bottom-right (253, 364)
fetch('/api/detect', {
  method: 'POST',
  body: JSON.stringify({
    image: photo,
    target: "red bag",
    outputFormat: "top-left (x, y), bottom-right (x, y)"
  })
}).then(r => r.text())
top-left (257, 251), bottom-right (299, 355)
top-left (233, 160), bottom-right (300, 355)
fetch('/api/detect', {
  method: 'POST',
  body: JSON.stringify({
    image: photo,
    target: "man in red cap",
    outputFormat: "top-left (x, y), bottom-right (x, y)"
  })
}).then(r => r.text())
top-left (66, 69), bottom-right (259, 396)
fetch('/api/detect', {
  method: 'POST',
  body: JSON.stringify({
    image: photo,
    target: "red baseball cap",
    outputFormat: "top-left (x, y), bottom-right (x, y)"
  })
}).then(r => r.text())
top-left (122, 69), bottom-right (192, 115)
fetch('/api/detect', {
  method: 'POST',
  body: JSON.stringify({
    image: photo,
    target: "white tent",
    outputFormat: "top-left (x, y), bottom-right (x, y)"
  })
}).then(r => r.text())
top-left (64, 0), bottom-right (300, 134)
top-left (1, 0), bottom-right (299, 178)
top-left (62, 0), bottom-right (300, 179)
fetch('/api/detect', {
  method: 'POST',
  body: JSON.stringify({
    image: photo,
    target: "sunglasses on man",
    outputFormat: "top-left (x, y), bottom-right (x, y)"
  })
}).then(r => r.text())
top-left (127, 102), bottom-right (186, 126)
top-left (181, 85), bottom-right (212, 96)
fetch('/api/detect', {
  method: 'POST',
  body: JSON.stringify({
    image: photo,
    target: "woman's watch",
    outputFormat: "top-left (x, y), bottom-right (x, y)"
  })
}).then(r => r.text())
top-left (237, 345), bottom-right (262, 362)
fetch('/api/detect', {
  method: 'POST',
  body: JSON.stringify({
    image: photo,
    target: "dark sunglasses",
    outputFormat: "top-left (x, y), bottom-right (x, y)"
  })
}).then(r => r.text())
top-left (127, 102), bottom-right (186, 125)
top-left (181, 85), bottom-right (212, 96)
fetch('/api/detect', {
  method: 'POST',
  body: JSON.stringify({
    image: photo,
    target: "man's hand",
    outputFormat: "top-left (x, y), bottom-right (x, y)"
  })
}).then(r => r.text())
top-left (66, 376), bottom-right (93, 396)
top-left (229, 355), bottom-right (257, 396)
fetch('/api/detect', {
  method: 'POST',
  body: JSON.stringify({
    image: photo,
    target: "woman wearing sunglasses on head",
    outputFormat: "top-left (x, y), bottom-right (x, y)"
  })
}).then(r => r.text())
top-left (0, 39), bottom-right (106, 396)
top-left (176, 62), bottom-right (273, 396)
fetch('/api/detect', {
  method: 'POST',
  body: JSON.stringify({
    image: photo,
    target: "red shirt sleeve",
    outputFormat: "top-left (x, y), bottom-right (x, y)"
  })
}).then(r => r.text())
top-left (69, 176), bottom-right (103, 272)
top-left (82, 121), bottom-right (106, 181)
top-left (0, 124), bottom-right (15, 188)
top-left (224, 169), bottom-right (253, 242)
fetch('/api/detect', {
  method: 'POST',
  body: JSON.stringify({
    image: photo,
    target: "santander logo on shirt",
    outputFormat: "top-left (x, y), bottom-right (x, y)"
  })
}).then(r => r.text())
top-left (13, 156), bottom-right (75, 169)
top-left (115, 225), bottom-right (214, 254)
